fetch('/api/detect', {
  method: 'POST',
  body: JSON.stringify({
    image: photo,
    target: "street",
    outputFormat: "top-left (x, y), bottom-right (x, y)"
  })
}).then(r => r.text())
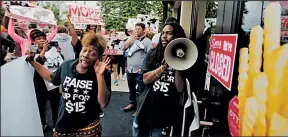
top-left (44, 74), bottom-right (134, 137)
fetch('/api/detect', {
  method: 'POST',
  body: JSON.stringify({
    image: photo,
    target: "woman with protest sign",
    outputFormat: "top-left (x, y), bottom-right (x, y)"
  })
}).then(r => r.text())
top-left (5, 10), bottom-right (57, 56)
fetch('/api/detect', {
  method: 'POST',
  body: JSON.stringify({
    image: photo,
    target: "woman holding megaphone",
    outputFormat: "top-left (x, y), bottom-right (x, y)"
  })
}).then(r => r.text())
top-left (132, 22), bottom-right (186, 136)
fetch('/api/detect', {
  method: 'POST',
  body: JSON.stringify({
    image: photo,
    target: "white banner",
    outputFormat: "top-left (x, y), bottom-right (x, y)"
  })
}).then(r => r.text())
top-left (8, 5), bottom-right (56, 25)
top-left (74, 23), bottom-right (87, 29)
top-left (42, 47), bottom-right (64, 91)
top-left (1, 57), bottom-right (43, 136)
top-left (126, 18), bottom-right (139, 30)
top-left (68, 4), bottom-right (104, 25)
top-left (137, 14), bottom-right (160, 34)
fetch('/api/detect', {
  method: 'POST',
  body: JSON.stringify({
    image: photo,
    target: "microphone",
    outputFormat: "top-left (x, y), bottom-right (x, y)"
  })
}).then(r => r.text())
top-left (176, 48), bottom-right (185, 58)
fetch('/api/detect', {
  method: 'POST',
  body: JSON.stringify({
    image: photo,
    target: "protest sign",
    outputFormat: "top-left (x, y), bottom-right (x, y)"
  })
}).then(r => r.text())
top-left (126, 18), bottom-right (139, 30)
top-left (52, 35), bottom-right (75, 60)
top-left (137, 14), bottom-right (160, 33)
top-left (207, 34), bottom-right (238, 91)
top-left (74, 23), bottom-right (87, 29)
top-left (41, 47), bottom-right (64, 91)
top-left (281, 16), bottom-right (288, 30)
top-left (104, 40), bottom-right (124, 55)
top-left (8, 5), bottom-right (56, 25)
top-left (281, 30), bottom-right (288, 42)
top-left (228, 96), bottom-right (239, 136)
top-left (280, 1), bottom-right (288, 42)
top-left (1, 57), bottom-right (43, 136)
top-left (68, 4), bottom-right (104, 25)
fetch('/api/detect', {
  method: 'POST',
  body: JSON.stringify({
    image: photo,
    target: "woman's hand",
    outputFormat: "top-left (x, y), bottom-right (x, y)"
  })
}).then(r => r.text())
top-left (57, 46), bottom-right (62, 53)
top-left (4, 48), bottom-right (16, 63)
top-left (94, 56), bottom-right (111, 75)
top-left (4, 7), bottom-right (12, 18)
top-left (25, 49), bottom-right (36, 62)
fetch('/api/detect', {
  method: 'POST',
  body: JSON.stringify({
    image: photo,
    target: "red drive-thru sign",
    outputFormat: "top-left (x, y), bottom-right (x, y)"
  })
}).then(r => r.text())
top-left (228, 96), bottom-right (239, 136)
top-left (207, 34), bottom-right (238, 91)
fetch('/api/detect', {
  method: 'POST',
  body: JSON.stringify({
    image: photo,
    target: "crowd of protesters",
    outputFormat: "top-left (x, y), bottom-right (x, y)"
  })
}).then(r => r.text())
top-left (1, 3), bottom-right (187, 136)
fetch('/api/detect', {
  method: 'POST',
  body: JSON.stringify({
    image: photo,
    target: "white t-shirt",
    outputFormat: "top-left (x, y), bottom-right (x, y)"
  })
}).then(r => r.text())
top-left (52, 33), bottom-right (75, 60)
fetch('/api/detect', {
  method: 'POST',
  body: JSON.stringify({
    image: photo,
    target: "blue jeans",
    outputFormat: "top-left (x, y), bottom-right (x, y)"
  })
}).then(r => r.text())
top-left (132, 117), bottom-right (164, 137)
top-left (126, 73), bottom-right (144, 105)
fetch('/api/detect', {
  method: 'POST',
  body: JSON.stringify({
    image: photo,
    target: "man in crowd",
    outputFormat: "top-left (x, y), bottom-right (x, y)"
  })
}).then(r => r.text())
top-left (123, 23), bottom-right (152, 113)
top-left (52, 25), bottom-right (75, 60)
top-left (151, 17), bottom-right (178, 48)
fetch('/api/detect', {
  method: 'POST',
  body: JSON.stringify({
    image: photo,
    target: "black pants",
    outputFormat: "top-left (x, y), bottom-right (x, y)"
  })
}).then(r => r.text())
top-left (117, 55), bottom-right (126, 75)
top-left (36, 88), bottom-right (61, 127)
top-left (49, 88), bottom-right (61, 126)
top-left (126, 73), bottom-right (144, 106)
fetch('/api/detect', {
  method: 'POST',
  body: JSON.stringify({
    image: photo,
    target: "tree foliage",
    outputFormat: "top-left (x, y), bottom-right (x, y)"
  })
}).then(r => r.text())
top-left (43, 2), bottom-right (67, 25)
top-left (205, 1), bottom-right (218, 18)
top-left (98, 1), bottom-right (172, 31)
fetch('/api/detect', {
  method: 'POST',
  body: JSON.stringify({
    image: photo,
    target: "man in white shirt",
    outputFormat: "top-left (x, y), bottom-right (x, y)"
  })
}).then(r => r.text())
top-left (52, 25), bottom-right (75, 60)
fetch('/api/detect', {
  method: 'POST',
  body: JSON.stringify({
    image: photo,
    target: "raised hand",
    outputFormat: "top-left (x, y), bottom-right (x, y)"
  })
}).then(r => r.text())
top-left (25, 49), bottom-right (36, 62)
top-left (4, 48), bottom-right (16, 63)
top-left (40, 40), bottom-right (49, 52)
top-left (94, 56), bottom-right (111, 75)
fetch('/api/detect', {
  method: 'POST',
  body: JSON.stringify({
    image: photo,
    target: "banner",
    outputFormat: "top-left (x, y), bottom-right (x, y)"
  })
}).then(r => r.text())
top-left (126, 18), bottom-right (139, 30)
top-left (228, 96), bottom-right (239, 137)
top-left (136, 14), bottom-right (160, 34)
top-left (104, 39), bottom-right (124, 55)
top-left (1, 57), bottom-right (43, 136)
top-left (281, 30), bottom-right (288, 42)
top-left (8, 5), bottom-right (56, 25)
top-left (280, 1), bottom-right (288, 42)
top-left (74, 23), bottom-right (87, 30)
top-left (68, 4), bottom-right (104, 25)
top-left (42, 47), bottom-right (64, 91)
top-left (207, 34), bottom-right (238, 91)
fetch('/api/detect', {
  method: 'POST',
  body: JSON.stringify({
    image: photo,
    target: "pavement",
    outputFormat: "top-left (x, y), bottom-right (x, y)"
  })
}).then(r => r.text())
top-left (44, 74), bottom-right (134, 137)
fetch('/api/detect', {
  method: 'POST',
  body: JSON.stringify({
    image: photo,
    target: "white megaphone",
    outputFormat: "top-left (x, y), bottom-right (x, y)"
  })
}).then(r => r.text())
top-left (126, 40), bottom-right (145, 56)
top-left (164, 38), bottom-right (198, 70)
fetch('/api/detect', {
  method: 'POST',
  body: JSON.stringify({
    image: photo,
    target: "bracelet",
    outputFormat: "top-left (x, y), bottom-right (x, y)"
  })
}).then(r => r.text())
top-left (154, 70), bottom-right (160, 77)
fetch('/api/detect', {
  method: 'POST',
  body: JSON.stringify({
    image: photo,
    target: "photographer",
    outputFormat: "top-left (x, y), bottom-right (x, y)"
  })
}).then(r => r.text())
top-left (28, 29), bottom-right (62, 131)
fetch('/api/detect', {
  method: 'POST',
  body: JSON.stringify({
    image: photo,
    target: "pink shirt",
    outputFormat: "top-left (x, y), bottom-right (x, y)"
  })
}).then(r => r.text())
top-left (8, 18), bottom-right (57, 56)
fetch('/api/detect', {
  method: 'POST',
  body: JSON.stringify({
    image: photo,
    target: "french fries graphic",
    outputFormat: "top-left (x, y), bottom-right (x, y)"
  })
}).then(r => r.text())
top-left (238, 2), bottom-right (288, 136)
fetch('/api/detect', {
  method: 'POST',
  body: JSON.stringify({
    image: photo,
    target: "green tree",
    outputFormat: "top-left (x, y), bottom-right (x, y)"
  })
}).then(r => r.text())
top-left (98, 1), bottom-right (172, 31)
top-left (43, 2), bottom-right (67, 25)
top-left (205, 1), bottom-right (218, 18)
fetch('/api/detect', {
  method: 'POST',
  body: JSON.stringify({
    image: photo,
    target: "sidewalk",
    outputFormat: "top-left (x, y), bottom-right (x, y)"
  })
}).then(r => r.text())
top-left (111, 73), bottom-right (129, 92)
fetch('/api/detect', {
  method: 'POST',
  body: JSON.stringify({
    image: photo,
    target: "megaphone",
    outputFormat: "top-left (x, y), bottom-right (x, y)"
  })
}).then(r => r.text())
top-left (164, 38), bottom-right (198, 70)
top-left (126, 40), bottom-right (145, 56)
